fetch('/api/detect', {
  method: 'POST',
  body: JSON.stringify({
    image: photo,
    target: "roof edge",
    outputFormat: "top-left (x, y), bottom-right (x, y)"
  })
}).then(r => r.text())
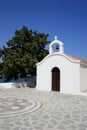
top-left (36, 53), bottom-right (81, 66)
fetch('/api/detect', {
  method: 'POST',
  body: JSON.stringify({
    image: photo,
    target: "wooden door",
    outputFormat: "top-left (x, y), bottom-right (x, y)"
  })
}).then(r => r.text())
top-left (52, 67), bottom-right (60, 91)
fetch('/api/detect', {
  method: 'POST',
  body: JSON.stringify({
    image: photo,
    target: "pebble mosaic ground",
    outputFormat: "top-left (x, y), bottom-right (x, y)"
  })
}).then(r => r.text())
top-left (0, 88), bottom-right (87, 130)
top-left (0, 97), bottom-right (41, 117)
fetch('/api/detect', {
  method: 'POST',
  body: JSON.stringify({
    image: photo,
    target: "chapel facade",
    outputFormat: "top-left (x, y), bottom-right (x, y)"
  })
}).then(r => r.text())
top-left (36, 36), bottom-right (87, 94)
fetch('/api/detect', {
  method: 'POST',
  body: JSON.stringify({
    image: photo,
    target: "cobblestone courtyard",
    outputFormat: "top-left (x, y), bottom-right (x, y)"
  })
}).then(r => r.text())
top-left (0, 88), bottom-right (87, 130)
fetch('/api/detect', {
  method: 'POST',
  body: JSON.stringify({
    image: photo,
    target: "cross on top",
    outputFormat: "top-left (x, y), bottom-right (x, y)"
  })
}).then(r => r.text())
top-left (54, 36), bottom-right (58, 40)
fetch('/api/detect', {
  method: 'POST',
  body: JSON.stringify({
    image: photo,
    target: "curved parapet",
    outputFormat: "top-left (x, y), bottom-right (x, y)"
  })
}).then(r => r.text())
top-left (36, 53), bottom-right (80, 66)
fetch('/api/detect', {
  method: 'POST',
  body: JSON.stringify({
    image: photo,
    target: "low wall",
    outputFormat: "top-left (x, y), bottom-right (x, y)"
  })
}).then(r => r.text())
top-left (0, 82), bottom-right (14, 89)
top-left (0, 82), bottom-right (35, 89)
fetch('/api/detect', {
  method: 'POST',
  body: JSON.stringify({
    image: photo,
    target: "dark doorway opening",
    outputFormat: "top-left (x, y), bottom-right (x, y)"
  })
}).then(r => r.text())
top-left (52, 67), bottom-right (60, 91)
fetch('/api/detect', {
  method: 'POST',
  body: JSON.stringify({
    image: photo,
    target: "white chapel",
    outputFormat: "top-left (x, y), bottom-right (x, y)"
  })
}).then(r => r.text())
top-left (36, 36), bottom-right (87, 94)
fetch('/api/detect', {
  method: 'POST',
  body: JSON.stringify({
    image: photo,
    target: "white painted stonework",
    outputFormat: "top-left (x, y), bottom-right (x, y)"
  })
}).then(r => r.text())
top-left (0, 82), bottom-right (27, 89)
top-left (36, 36), bottom-right (87, 94)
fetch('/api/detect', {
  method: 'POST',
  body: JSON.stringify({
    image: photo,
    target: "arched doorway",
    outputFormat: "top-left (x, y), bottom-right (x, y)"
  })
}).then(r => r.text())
top-left (52, 67), bottom-right (60, 91)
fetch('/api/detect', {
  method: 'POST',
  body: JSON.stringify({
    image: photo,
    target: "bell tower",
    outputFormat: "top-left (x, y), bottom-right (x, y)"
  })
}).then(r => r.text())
top-left (49, 36), bottom-right (64, 54)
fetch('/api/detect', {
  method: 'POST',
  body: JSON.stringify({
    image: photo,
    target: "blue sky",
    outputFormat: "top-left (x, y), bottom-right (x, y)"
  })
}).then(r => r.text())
top-left (0, 0), bottom-right (87, 59)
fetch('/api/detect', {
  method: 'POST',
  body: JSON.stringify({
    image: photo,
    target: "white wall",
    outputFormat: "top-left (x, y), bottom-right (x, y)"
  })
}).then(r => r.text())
top-left (80, 64), bottom-right (87, 92)
top-left (0, 82), bottom-right (28, 89)
top-left (36, 53), bottom-right (80, 94)
top-left (0, 82), bottom-right (14, 89)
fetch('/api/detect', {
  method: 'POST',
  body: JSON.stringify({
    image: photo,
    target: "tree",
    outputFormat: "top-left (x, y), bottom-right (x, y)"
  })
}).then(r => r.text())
top-left (0, 26), bottom-right (49, 80)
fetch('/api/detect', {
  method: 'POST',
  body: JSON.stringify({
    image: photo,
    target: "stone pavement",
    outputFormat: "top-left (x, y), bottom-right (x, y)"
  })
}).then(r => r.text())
top-left (0, 88), bottom-right (87, 130)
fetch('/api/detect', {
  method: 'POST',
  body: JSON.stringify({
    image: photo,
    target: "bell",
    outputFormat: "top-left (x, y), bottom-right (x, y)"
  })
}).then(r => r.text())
top-left (56, 45), bottom-right (59, 50)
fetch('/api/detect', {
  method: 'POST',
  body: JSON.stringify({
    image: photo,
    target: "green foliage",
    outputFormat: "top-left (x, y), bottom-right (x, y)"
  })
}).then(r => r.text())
top-left (0, 26), bottom-right (49, 80)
